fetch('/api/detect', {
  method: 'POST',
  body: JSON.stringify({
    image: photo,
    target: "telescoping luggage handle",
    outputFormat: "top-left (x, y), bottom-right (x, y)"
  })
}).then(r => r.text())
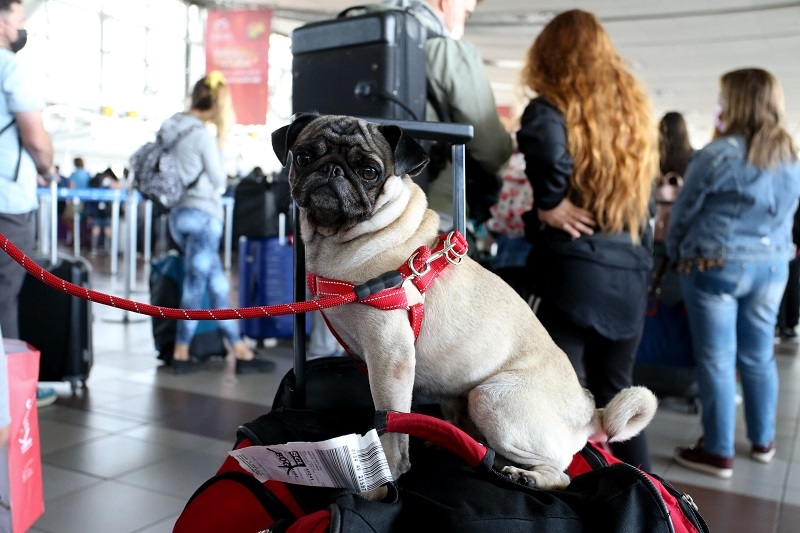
top-left (291, 119), bottom-right (474, 409)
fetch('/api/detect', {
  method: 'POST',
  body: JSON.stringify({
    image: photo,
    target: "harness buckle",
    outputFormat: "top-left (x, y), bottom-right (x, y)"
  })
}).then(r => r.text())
top-left (407, 250), bottom-right (431, 278)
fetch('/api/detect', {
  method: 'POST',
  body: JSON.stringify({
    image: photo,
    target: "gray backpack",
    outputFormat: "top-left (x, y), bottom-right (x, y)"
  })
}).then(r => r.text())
top-left (130, 125), bottom-right (201, 212)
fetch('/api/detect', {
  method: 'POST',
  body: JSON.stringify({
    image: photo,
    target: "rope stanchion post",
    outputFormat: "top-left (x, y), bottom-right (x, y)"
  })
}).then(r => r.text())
top-left (143, 199), bottom-right (152, 265)
top-left (72, 196), bottom-right (81, 256)
top-left (101, 190), bottom-right (148, 325)
top-left (49, 180), bottom-right (58, 265)
top-left (109, 191), bottom-right (122, 275)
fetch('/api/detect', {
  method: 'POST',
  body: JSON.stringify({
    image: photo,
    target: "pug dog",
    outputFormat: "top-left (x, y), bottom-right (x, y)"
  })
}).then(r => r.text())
top-left (272, 113), bottom-right (657, 491)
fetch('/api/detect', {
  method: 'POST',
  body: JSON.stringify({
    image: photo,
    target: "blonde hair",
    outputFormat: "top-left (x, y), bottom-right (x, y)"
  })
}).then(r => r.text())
top-left (519, 9), bottom-right (657, 243)
top-left (719, 68), bottom-right (798, 169)
top-left (190, 72), bottom-right (236, 148)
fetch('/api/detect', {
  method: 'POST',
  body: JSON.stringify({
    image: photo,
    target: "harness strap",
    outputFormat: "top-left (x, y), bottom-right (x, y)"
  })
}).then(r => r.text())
top-left (307, 231), bottom-right (468, 350)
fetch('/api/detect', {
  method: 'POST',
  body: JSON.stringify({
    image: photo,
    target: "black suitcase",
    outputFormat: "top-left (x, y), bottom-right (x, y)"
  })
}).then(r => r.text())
top-left (18, 252), bottom-right (93, 393)
top-left (231, 167), bottom-right (292, 242)
top-left (149, 251), bottom-right (226, 363)
top-left (291, 5), bottom-right (427, 122)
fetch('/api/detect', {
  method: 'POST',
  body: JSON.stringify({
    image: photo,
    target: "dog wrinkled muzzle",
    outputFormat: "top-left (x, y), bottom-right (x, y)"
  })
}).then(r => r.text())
top-left (300, 169), bottom-right (363, 231)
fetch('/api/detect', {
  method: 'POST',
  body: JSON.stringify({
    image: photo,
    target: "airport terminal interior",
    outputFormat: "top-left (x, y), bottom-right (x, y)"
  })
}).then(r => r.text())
top-left (5, 0), bottom-right (800, 532)
top-left (23, 243), bottom-right (800, 533)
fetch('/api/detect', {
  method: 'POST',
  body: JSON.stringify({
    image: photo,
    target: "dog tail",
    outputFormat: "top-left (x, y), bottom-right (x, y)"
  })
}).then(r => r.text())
top-left (590, 386), bottom-right (658, 443)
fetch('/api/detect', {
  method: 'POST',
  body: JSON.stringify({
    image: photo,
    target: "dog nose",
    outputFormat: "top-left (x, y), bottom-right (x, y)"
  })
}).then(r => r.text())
top-left (321, 163), bottom-right (345, 179)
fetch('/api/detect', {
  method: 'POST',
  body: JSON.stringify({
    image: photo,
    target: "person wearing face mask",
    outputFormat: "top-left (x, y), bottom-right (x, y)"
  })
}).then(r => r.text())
top-left (392, 0), bottom-right (513, 227)
top-left (0, 0), bottom-right (59, 409)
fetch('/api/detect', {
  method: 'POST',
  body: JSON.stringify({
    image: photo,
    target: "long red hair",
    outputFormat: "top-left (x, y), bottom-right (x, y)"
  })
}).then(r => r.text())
top-left (519, 9), bottom-right (657, 243)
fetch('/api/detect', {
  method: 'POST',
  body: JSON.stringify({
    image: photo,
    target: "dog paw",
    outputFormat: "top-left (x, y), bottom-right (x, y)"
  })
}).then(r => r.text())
top-left (502, 465), bottom-right (570, 490)
top-left (361, 485), bottom-right (389, 502)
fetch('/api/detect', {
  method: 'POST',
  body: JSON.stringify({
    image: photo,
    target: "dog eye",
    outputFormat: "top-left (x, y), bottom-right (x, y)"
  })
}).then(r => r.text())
top-left (294, 152), bottom-right (311, 167)
top-left (360, 166), bottom-right (379, 181)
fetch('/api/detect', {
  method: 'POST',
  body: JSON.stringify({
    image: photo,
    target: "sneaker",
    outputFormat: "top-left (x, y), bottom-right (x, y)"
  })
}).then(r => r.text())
top-left (781, 328), bottom-right (798, 340)
top-left (235, 357), bottom-right (276, 375)
top-left (674, 441), bottom-right (733, 478)
top-left (750, 442), bottom-right (775, 464)
top-left (36, 387), bottom-right (57, 407)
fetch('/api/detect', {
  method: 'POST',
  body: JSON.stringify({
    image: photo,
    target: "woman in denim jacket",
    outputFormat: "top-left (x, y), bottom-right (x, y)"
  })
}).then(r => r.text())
top-left (667, 68), bottom-right (800, 478)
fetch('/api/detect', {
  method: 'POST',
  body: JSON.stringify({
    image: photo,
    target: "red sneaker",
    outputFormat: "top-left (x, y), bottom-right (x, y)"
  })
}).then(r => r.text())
top-left (674, 441), bottom-right (733, 478)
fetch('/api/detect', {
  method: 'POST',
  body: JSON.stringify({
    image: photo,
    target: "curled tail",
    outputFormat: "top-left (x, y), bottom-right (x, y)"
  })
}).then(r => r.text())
top-left (590, 386), bottom-right (658, 443)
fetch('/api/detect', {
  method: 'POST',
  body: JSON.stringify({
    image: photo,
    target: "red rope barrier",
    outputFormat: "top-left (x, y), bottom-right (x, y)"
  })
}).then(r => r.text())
top-left (0, 233), bottom-right (357, 321)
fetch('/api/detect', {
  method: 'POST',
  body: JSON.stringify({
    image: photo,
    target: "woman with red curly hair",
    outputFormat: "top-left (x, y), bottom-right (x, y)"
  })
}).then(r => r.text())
top-left (517, 9), bottom-right (658, 470)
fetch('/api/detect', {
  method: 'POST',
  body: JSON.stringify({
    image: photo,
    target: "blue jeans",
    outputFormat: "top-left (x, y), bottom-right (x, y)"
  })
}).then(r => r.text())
top-left (169, 208), bottom-right (241, 347)
top-left (680, 259), bottom-right (786, 457)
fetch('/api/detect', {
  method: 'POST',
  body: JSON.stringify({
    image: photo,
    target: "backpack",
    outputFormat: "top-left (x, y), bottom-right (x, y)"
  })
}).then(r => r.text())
top-left (174, 407), bottom-right (709, 533)
top-left (129, 125), bottom-right (201, 213)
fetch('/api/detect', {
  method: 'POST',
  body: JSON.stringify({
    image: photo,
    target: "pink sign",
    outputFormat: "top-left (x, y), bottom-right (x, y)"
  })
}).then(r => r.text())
top-left (206, 9), bottom-right (271, 125)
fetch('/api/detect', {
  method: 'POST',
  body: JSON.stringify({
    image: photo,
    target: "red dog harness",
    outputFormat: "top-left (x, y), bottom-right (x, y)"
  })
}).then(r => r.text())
top-left (307, 231), bottom-right (468, 351)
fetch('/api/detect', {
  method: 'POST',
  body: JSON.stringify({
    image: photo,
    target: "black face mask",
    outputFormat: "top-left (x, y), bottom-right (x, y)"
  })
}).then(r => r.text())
top-left (10, 28), bottom-right (26, 53)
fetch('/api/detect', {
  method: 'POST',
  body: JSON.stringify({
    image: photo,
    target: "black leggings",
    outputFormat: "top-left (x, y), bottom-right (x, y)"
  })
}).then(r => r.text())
top-left (536, 299), bottom-right (652, 471)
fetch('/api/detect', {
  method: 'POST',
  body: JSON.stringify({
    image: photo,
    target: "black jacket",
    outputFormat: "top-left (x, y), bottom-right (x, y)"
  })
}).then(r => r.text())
top-left (516, 97), bottom-right (652, 340)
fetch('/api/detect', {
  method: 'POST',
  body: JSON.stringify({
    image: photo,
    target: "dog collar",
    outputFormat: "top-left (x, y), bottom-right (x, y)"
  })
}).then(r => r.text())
top-left (308, 230), bottom-right (468, 350)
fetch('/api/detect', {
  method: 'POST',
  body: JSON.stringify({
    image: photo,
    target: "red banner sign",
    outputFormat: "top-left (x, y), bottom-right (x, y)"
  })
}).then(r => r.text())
top-left (206, 9), bottom-right (271, 125)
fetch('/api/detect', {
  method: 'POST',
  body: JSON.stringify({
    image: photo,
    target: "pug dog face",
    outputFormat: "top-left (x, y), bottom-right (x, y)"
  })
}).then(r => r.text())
top-left (272, 113), bottom-right (430, 233)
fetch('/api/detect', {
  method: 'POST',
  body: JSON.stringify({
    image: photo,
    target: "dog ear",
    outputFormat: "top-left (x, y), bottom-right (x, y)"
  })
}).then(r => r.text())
top-left (378, 124), bottom-right (430, 178)
top-left (272, 113), bottom-right (320, 166)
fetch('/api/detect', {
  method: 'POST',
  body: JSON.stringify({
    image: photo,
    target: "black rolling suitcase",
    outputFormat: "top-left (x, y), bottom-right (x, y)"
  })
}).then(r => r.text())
top-left (231, 167), bottom-right (292, 243)
top-left (18, 252), bottom-right (93, 393)
top-left (291, 5), bottom-right (427, 122)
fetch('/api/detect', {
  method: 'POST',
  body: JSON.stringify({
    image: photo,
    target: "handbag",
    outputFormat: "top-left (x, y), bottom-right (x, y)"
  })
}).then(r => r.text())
top-left (0, 339), bottom-right (44, 533)
top-left (636, 257), bottom-right (695, 368)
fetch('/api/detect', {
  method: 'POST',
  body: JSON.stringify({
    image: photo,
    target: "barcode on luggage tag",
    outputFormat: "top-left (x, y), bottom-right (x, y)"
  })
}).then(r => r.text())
top-left (228, 429), bottom-right (393, 492)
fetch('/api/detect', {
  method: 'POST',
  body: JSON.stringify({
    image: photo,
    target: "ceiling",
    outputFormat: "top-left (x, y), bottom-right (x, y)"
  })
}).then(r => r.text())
top-left (198, 0), bottom-right (800, 148)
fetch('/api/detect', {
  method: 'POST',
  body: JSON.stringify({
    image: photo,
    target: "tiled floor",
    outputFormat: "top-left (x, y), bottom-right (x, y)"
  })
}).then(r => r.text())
top-left (21, 247), bottom-right (800, 532)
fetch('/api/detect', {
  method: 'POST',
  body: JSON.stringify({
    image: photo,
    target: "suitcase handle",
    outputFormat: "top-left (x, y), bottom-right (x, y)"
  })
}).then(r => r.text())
top-left (374, 410), bottom-right (493, 471)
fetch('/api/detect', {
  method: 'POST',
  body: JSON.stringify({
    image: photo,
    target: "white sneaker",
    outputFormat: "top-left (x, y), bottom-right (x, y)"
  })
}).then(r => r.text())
top-left (750, 443), bottom-right (775, 464)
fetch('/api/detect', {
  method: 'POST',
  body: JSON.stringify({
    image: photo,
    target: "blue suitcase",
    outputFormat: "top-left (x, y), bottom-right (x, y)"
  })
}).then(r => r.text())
top-left (238, 236), bottom-right (310, 339)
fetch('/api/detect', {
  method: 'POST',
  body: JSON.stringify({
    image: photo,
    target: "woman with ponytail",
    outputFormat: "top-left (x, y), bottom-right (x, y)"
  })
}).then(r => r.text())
top-left (159, 72), bottom-right (275, 375)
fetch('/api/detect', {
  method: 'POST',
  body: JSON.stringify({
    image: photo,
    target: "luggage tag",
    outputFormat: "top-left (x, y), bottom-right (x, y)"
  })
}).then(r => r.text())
top-left (229, 429), bottom-right (393, 492)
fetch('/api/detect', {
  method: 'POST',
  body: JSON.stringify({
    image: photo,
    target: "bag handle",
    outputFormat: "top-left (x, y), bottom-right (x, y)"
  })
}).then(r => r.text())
top-left (374, 410), bottom-right (494, 470)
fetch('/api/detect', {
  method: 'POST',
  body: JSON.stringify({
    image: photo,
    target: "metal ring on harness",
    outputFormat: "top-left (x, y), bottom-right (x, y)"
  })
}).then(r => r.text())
top-left (407, 250), bottom-right (431, 278)
top-left (442, 231), bottom-right (467, 265)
